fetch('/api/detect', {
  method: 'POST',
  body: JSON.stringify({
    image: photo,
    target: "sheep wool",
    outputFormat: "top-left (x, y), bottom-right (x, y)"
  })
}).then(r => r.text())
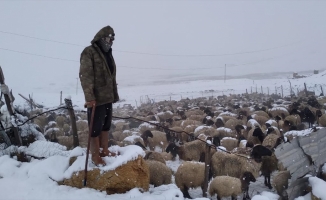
top-left (220, 137), bottom-right (238, 151)
top-left (194, 125), bottom-right (218, 138)
top-left (262, 133), bottom-right (280, 148)
top-left (272, 170), bottom-right (291, 198)
top-left (145, 160), bottom-right (172, 187)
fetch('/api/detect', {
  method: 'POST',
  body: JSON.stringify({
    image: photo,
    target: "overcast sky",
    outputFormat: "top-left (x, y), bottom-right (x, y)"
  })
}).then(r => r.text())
top-left (1, 0), bottom-right (325, 95)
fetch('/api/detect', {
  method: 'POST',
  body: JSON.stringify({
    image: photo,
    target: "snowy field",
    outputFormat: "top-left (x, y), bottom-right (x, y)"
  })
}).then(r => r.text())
top-left (1, 71), bottom-right (326, 200)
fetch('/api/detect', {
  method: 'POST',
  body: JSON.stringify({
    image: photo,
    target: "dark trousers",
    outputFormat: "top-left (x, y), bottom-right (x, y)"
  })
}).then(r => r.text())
top-left (87, 103), bottom-right (112, 137)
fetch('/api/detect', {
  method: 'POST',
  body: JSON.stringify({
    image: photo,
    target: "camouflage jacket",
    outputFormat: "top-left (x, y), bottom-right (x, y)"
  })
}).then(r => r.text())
top-left (79, 26), bottom-right (119, 107)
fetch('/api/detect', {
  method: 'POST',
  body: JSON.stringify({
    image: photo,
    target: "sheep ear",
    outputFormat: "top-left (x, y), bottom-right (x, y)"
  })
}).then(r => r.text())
top-left (252, 145), bottom-right (273, 157)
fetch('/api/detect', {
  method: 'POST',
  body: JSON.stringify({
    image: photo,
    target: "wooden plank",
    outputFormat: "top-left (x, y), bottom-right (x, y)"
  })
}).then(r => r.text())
top-left (64, 98), bottom-right (79, 148)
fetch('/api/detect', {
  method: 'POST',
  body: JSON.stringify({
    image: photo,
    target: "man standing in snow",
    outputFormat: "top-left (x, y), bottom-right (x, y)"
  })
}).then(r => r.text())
top-left (79, 26), bottom-right (119, 166)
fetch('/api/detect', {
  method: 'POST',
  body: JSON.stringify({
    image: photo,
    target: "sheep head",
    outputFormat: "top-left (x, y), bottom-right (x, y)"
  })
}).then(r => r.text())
top-left (212, 136), bottom-right (220, 147)
top-left (165, 143), bottom-right (180, 158)
top-left (141, 130), bottom-right (153, 139)
top-left (242, 171), bottom-right (256, 183)
top-left (235, 124), bottom-right (245, 134)
top-left (250, 145), bottom-right (272, 162)
top-left (252, 127), bottom-right (265, 143)
top-left (214, 118), bottom-right (224, 128)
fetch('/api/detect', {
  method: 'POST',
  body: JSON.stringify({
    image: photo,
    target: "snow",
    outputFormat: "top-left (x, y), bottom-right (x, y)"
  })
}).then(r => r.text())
top-left (309, 177), bottom-right (326, 199)
top-left (1, 71), bottom-right (326, 199)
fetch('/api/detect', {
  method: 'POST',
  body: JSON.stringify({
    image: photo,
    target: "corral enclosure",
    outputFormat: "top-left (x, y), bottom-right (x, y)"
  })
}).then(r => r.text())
top-left (1, 70), bottom-right (326, 200)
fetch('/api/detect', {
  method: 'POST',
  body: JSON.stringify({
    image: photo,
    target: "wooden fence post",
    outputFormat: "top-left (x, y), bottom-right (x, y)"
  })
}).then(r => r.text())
top-left (203, 137), bottom-right (212, 197)
top-left (65, 98), bottom-right (79, 148)
top-left (0, 66), bottom-right (22, 146)
top-left (267, 87), bottom-right (269, 96)
top-left (288, 80), bottom-right (293, 96)
top-left (275, 86), bottom-right (277, 95)
top-left (304, 83), bottom-right (308, 97)
top-left (281, 85), bottom-right (284, 98)
top-left (60, 91), bottom-right (62, 105)
top-left (320, 85), bottom-right (324, 96)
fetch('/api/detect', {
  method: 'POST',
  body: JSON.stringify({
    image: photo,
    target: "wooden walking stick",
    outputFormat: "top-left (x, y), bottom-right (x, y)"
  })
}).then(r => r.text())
top-left (83, 102), bottom-right (96, 187)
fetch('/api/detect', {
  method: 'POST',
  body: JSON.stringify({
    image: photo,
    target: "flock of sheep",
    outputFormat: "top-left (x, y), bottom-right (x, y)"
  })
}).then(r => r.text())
top-left (29, 92), bottom-right (326, 199)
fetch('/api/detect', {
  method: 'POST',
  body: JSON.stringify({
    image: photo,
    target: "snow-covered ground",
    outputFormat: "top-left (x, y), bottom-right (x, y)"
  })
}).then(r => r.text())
top-left (1, 71), bottom-right (326, 200)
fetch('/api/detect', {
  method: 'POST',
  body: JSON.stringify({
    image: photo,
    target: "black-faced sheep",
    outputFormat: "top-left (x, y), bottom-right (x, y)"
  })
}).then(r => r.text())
top-left (302, 107), bottom-right (316, 128)
top-left (146, 130), bottom-right (172, 152)
top-left (210, 150), bottom-right (261, 179)
top-left (166, 140), bottom-right (207, 162)
top-left (208, 171), bottom-right (256, 200)
top-left (145, 160), bottom-right (172, 187)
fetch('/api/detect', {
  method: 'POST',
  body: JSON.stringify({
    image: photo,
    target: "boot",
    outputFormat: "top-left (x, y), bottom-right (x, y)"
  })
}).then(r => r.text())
top-left (90, 137), bottom-right (106, 166)
top-left (99, 131), bottom-right (117, 157)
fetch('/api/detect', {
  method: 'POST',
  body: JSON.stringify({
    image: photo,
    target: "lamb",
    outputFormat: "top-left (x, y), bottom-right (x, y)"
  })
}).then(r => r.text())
top-left (272, 170), bottom-right (291, 200)
top-left (174, 161), bottom-right (206, 199)
top-left (208, 171), bottom-right (256, 200)
top-left (145, 160), bottom-right (172, 187)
